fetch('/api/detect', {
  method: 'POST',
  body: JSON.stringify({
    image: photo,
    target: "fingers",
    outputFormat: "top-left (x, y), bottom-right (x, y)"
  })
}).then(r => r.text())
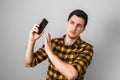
top-left (31, 24), bottom-right (41, 34)
top-left (48, 33), bottom-right (51, 42)
top-left (45, 33), bottom-right (52, 54)
top-left (32, 24), bottom-right (39, 33)
top-left (34, 24), bottom-right (39, 28)
top-left (33, 24), bottom-right (45, 35)
top-left (46, 33), bottom-right (51, 43)
top-left (45, 33), bottom-right (51, 47)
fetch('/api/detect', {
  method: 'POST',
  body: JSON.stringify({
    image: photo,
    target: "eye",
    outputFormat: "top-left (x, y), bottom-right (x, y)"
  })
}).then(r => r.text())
top-left (77, 24), bottom-right (83, 28)
top-left (70, 21), bottom-right (74, 24)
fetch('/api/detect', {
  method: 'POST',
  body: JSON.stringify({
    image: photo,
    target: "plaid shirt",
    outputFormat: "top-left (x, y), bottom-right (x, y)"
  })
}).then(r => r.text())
top-left (31, 35), bottom-right (94, 80)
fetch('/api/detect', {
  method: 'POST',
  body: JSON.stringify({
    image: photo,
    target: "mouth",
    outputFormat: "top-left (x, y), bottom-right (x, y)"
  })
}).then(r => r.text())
top-left (70, 31), bottom-right (76, 35)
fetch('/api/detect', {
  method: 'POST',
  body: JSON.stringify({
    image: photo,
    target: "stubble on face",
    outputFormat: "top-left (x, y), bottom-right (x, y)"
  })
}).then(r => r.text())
top-left (67, 33), bottom-right (79, 40)
top-left (66, 15), bottom-right (85, 40)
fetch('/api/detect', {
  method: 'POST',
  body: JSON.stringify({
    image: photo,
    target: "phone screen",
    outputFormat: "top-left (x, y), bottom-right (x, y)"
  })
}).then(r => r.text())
top-left (37, 18), bottom-right (48, 34)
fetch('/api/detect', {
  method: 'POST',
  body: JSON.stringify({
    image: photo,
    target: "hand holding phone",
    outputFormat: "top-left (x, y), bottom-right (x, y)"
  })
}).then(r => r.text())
top-left (37, 18), bottom-right (48, 34)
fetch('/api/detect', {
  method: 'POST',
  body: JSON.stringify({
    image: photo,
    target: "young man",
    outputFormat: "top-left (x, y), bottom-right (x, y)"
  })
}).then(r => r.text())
top-left (24, 9), bottom-right (94, 80)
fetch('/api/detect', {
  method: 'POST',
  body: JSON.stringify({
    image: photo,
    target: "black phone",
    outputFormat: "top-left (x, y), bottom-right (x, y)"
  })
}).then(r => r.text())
top-left (37, 18), bottom-right (48, 34)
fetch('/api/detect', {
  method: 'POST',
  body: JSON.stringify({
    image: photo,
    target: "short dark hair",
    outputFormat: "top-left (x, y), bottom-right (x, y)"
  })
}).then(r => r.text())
top-left (68, 9), bottom-right (88, 27)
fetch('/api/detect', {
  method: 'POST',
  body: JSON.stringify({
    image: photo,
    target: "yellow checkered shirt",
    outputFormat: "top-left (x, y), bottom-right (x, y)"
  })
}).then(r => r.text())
top-left (31, 35), bottom-right (94, 80)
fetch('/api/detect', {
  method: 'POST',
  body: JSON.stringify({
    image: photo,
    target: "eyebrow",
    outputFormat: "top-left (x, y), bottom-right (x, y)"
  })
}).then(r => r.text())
top-left (70, 20), bottom-right (83, 26)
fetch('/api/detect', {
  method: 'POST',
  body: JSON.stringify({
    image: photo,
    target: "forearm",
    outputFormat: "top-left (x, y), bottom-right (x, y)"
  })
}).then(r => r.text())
top-left (24, 40), bottom-right (35, 67)
top-left (44, 33), bottom-right (77, 79)
top-left (24, 23), bottom-right (44, 67)
top-left (48, 52), bottom-right (78, 80)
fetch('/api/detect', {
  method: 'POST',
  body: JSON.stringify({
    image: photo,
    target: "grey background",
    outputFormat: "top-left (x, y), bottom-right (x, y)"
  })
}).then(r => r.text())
top-left (0, 0), bottom-right (120, 80)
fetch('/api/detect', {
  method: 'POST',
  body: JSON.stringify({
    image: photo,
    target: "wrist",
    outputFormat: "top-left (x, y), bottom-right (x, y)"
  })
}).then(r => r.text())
top-left (28, 37), bottom-right (36, 42)
top-left (28, 39), bottom-right (36, 45)
top-left (47, 51), bottom-right (54, 57)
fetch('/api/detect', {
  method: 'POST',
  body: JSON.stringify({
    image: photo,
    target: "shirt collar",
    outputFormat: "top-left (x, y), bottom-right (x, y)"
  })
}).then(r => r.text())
top-left (61, 35), bottom-right (81, 47)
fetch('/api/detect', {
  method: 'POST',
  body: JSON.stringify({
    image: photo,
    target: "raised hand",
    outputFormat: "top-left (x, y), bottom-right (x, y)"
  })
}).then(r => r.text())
top-left (29, 24), bottom-right (44, 41)
top-left (45, 33), bottom-right (53, 55)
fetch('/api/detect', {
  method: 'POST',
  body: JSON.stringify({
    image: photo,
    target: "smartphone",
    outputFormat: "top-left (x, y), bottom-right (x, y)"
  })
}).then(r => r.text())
top-left (37, 18), bottom-right (48, 34)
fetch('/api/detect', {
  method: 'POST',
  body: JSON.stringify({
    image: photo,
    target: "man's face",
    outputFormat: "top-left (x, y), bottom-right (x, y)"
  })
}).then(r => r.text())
top-left (66, 15), bottom-right (85, 39)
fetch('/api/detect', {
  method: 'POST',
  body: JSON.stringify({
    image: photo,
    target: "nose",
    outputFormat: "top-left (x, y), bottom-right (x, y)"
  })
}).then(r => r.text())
top-left (72, 25), bottom-right (77, 31)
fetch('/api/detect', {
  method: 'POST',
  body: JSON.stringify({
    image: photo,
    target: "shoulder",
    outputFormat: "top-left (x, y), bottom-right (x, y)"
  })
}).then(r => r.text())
top-left (80, 39), bottom-right (93, 49)
top-left (80, 40), bottom-right (94, 56)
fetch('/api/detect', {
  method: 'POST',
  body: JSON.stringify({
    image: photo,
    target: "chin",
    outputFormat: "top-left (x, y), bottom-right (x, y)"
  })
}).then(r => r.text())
top-left (68, 34), bottom-right (78, 39)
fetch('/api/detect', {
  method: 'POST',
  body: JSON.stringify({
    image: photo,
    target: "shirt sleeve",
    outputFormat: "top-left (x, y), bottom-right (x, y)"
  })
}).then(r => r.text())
top-left (31, 45), bottom-right (48, 67)
top-left (72, 45), bottom-right (94, 74)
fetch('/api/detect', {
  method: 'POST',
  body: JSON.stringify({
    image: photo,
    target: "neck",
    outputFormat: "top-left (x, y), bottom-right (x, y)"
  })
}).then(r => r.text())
top-left (64, 35), bottom-right (78, 45)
